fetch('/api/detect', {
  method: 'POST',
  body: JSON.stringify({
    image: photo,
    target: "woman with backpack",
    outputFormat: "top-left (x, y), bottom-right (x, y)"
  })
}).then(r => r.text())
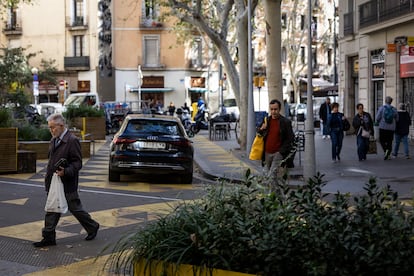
top-left (375, 96), bottom-right (399, 160)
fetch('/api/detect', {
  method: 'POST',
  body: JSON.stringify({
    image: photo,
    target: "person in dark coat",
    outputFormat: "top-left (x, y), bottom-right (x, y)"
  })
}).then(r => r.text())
top-left (319, 97), bottom-right (331, 139)
top-left (352, 103), bottom-right (374, 161)
top-left (392, 103), bottom-right (411, 159)
top-left (326, 102), bottom-right (347, 163)
top-left (258, 99), bottom-right (294, 189)
top-left (33, 114), bottom-right (99, 247)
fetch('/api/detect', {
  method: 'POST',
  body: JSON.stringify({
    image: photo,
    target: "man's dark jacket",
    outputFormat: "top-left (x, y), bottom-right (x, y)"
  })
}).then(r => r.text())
top-left (45, 131), bottom-right (82, 193)
top-left (261, 115), bottom-right (295, 167)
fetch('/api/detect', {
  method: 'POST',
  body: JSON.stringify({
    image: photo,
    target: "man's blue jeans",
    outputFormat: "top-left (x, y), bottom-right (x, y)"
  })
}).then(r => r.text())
top-left (393, 134), bottom-right (409, 157)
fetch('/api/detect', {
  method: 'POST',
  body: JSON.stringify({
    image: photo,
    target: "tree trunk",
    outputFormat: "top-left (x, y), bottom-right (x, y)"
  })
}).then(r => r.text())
top-left (264, 0), bottom-right (283, 112)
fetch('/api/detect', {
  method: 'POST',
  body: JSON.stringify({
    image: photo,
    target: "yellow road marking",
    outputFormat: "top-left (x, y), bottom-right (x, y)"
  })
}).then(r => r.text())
top-left (0, 201), bottom-right (177, 242)
top-left (1, 198), bottom-right (29, 205)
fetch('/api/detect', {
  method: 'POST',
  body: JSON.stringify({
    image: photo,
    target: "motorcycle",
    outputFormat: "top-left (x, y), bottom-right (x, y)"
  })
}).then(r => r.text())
top-left (190, 107), bottom-right (208, 134)
top-left (176, 108), bottom-right (194, 137)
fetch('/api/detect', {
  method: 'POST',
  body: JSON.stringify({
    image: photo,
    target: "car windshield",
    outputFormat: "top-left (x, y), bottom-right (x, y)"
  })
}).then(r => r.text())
top-left (126, 120), bottom-right (181, 136)
top-left (223, 99), bottom-right (237, 107)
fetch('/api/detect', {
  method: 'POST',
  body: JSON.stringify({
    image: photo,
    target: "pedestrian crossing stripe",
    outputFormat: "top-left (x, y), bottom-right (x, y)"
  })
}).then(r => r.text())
top-left (2, 198), bottom-right (29, 205)
top-left (0, 201), bottom-right (179, 242)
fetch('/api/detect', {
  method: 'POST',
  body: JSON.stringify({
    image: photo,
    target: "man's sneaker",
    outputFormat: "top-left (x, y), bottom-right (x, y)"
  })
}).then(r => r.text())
top-left (33, 239), bottom-right (56, 248)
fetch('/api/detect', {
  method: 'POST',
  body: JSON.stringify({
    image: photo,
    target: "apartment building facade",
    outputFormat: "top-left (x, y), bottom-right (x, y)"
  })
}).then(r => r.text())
top-left (1, 0), bottom-right (216, 110)
top-left (278, 0), bottom-right (338, 104)
top-left (338, 0), bottom-right (414, 121)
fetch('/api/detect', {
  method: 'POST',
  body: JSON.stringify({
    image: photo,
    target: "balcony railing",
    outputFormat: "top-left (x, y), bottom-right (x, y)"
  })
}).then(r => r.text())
top-left (359, 0), bottom-right (414, 29)
top-left (343, 12), bottom-right (354, 36)
top-left (3, 19), bottom-right (22, 35)
top-left (64, 56), bottom-right (90, 71)
top-left (66, 16), bottom-right (88, 30)
top-left (139, 17), bottom-right (164, 28)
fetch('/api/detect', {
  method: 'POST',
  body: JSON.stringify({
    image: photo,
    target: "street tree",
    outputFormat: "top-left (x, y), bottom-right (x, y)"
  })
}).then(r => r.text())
top-left (163, 0), bottom-right (259, 150)
top-left (263, 0), bottom-right (283, 112)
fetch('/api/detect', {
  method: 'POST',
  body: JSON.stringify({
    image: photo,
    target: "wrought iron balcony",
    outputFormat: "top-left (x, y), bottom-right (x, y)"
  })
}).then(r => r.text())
top-left (359, 0), bottom-right (414, 29)
top-left (139, 17), bottom-right (164, 29)
top-left (3, 20), bottom-right (22, 35)
top-left (64, 56), bottom-right (90, 71)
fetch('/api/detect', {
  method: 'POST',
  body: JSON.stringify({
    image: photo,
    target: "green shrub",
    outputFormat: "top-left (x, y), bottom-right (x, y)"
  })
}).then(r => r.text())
top-left (0, 107), bottom-right (12, 127)
top-left (107, 172), bottom-right (414, 275)
top-left (17, 123), bottom-right (51, 141)
top-left (63, 105), bottom-right (104, 121)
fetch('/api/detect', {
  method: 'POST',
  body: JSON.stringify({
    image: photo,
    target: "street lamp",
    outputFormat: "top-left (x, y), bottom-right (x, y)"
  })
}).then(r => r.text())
top-left (31, 67), bottom-right (39, 112)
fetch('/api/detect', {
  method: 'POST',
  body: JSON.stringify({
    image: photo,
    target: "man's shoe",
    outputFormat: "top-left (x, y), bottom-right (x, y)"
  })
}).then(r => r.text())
top-left (85, 224), bottom-right (99, 241)
top-left (33, 239), bottom-right (56, 248)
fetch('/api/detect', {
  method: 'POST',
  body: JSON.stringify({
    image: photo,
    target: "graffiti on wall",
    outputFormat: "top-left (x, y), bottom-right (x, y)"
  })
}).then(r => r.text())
top-left (98, 0), bottom-right (112, 77)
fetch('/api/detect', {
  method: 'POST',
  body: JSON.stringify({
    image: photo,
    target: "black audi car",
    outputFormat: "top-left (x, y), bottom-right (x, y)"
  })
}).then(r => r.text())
top-left (109, 114), bottom-right (194, 183)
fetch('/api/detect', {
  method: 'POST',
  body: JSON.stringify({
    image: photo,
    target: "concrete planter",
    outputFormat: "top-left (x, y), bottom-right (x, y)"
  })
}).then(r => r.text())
top-left (0, 128), bottom-right (17, 173)
top-left (134, 259), bottom-right (255, 276)
top-left (19, 140), bottom-right (91, 159)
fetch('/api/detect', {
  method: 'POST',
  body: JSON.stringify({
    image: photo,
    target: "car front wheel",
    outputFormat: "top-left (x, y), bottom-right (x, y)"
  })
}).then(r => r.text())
top-left (109, 168), bottom-right (120, 182)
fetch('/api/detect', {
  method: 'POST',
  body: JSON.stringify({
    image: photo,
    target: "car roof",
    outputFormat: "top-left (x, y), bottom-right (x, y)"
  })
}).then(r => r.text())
top-left (125, 113), bottom-right (181, 123)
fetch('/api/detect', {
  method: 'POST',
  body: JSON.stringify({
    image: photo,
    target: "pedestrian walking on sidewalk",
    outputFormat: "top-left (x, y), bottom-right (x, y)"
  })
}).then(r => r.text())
top-left (375, 96), bottom-right (398, 160)
top-left (352, 103), bottom-right (374, 161)
top-left (326, 102), bottom-right (346, 163)
top-left (258, 99), bottom-right (294, 189)
top-left (392, 103), bottom-right (411, 159)
top-left (33, 113), bottom-right (99, 248)
top-left (319, 97), bottom-right (331, 139)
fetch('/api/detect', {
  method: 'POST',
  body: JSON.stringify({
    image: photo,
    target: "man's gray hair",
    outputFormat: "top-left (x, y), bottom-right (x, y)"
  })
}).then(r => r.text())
top-left (47, 113), bottom-right (66, 125)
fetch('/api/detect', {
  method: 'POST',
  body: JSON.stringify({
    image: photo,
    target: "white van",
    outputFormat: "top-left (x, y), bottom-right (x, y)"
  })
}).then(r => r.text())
top-left (223, 97), bottom-right (239, 120)
top-left (63, 93), bottom-right (100, 110)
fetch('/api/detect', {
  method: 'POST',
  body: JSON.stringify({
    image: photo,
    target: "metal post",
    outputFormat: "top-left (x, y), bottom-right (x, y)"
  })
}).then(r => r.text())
top-left (138, 65), bottom-right (143, 110)
top-left (31, 67), bottom-right (39, 112)
top-left (219, 64), bottom-right (223, 113)
top-left (246, 0), bottom-right (255, 155)
top-left (303, 0), bottom-right (316, 180)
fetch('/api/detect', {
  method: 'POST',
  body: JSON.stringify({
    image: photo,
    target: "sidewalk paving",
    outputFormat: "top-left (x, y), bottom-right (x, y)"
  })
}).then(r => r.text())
top-left (193, 129), bottom-right (414, 199)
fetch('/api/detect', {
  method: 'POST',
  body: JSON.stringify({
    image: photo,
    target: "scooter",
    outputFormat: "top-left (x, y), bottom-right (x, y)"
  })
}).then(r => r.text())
top-left (190, 108), bottom-right (208, 134)
top-left (176, 108), bottom-right (194, 137)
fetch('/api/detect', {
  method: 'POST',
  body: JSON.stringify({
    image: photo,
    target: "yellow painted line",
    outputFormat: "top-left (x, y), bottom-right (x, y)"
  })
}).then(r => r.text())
top-left (0, 201), bottom-right (176, 242)
top-left (1, 198), bottom-right (29, 205)
top-left (24, 253), bottom-right (112, 276)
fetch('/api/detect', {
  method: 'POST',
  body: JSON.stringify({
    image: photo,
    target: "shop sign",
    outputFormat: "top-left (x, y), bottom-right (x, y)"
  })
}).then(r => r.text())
top-left (142, 76), bottom-right (164, 88)
top-left (387, 43), bottom-right (396, 53)
top-left (372, 62), bottom-right (385, 80)
top-left (400, 45), bottom-right (414, 78)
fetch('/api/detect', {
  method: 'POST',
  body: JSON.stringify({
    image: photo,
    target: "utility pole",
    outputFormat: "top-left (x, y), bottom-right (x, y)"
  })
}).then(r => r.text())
top-left (304, 0), bottom-right (316, 180)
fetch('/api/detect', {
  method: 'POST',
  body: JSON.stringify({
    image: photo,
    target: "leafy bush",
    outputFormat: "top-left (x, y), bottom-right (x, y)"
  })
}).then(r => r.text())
top-left (108, 172), bottom-right (414, 275)
top-left (63, 105), bottom-right (104, 121)
top-left (17, 123), bottom-right (51, 141)
top-left (0, 107), bottom-right (13, 127)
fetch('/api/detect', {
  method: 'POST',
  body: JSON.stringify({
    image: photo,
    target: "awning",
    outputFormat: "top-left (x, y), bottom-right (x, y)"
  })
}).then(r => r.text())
top-left (188, 87), bottom-right (208, 93)
top-left (130, 87), bottom-right (174, 93)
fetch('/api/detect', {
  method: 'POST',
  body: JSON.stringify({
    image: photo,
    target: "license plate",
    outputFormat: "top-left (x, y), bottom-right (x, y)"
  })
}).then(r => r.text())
top-left (135, 141), bottom-right (165, 149)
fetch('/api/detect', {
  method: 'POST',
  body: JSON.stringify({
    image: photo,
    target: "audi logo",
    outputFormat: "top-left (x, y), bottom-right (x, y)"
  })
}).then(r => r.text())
top-left (146, 136), bottom-right (159, 140)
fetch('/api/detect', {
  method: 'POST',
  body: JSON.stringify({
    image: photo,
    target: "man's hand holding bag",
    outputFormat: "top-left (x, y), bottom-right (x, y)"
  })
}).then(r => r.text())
top-left (44, 173), bottom-right (68, 214)
top-left (249, 117), bottom-right (267, 160)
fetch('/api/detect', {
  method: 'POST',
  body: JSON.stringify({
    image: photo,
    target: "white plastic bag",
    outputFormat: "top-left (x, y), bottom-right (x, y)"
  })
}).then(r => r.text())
top-left (44, 173), bottom-right (68, 213)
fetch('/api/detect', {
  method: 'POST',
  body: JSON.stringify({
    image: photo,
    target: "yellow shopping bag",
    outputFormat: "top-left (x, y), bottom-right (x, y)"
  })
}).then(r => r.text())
top-left (249, 134), bottom-right (264, 160)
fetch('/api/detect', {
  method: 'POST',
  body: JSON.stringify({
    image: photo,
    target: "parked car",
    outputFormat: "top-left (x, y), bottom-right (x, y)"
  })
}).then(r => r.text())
top-left (108, 114), bottom-right (194, 183)
top-left (63, 92), bottom-right (100, 111)
top-left (222, 98), bottom-right (240, 121)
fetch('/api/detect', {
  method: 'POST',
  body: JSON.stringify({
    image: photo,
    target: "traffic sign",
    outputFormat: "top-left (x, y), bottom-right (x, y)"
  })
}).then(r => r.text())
top-left (59, 80), bottom-right (65, 90)
top-left (409, 46), bottom-right (414, 56)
